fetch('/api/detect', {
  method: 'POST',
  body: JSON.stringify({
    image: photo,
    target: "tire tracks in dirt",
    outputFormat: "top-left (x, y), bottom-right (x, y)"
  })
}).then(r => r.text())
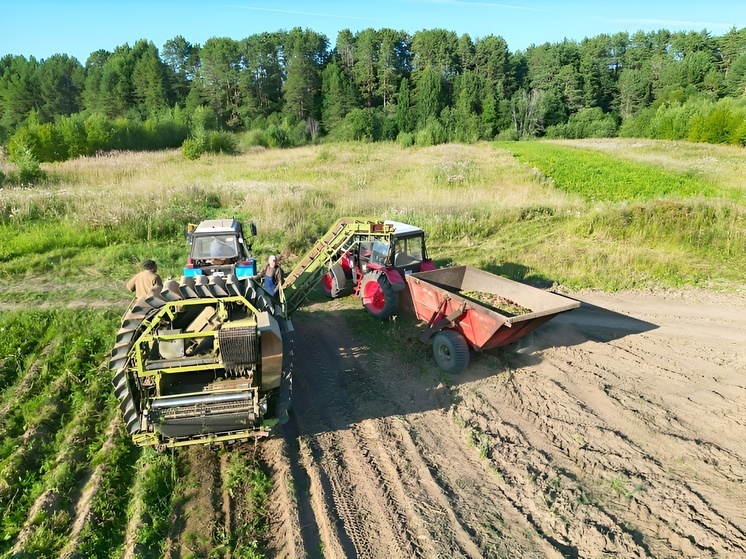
top-left (271, 306), bottom-right (547, 558)
top-left (261, 289), bottom-right (746, 559)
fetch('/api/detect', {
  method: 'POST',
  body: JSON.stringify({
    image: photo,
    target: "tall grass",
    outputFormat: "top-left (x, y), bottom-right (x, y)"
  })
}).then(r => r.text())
top-left (0, 140), bottom-right (743, 292)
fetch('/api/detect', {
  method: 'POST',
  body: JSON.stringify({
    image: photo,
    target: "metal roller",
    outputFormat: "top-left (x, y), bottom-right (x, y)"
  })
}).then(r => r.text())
top-left (151, 391), bottom-right (251, 409)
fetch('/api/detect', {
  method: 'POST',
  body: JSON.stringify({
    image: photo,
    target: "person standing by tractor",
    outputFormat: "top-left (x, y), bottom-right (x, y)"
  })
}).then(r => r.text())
top-left (255, 255), bottom-right (284, 297)
top-left (126, 259), bottom-right (163, 298)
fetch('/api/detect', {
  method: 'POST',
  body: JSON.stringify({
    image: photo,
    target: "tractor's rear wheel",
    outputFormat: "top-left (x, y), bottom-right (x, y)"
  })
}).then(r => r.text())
top-left (432, 329), bottom-right (470, 373)
top-left (361, 271), bottom-right (398, 319)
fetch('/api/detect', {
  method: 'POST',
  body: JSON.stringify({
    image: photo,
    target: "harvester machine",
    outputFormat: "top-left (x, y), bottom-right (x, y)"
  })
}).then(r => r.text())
top-left (111, 217), bottom-right (292, 449)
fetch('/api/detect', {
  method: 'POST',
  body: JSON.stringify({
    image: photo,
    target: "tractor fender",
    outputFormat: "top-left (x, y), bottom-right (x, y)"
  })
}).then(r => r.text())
top-left (419, 259), bottom-right (437, 272)
top-left (383, 268), bottom-right (406, 291)
top-left (365, 263), bottom-right (406, 291)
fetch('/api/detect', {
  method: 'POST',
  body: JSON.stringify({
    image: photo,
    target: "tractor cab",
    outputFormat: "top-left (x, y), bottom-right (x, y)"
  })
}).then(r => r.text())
top-left (352, 221), bottom-right (431, 277)
top-left (184, 219), bottom-right (257, 278)
top-left (388, 222), bottom-right (429, 276)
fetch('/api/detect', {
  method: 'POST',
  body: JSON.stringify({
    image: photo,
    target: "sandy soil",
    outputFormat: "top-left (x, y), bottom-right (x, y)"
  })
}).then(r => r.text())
top-left (263, 287), bottom-right (746, 558)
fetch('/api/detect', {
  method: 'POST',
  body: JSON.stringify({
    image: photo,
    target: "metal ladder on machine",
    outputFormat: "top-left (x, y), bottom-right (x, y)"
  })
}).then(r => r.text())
top-left (280, 218), bottom-right (394, 316)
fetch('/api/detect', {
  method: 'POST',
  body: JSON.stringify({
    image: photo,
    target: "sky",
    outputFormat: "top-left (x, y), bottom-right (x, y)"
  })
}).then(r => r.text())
top-left (1, 0), bottom-right (744, 62)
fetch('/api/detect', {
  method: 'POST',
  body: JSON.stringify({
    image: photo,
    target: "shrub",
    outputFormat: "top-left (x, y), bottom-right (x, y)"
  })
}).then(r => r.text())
top-left (265, 125), bottom-right (289, 148)
top-left (208, 131), bottom-right (238, 154)
top-left (190, 105), bottom-right (217, 132)
top-left (11, 141), bottom-right (46, 185)
top-left (546, 108), bottom-right (618, 139)
top-left (338, 108), bottom-right (377, 141)
top-left (182, 137), bottom-right (205, 160)
top-left (495, 127), bottom-right (519, 141)
top-left (85, 113), bottom-right (114, 154)
top-left (56, 114), bottom-right (88, 159)
top-left (397, 131), bottom-right (415, 147)
top-left (415, 117), bottom-right (448, 146)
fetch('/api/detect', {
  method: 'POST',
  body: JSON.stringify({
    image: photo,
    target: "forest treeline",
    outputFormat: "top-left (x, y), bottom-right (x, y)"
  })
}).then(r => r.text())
top-left (1, 25), bottom-right (746, 167)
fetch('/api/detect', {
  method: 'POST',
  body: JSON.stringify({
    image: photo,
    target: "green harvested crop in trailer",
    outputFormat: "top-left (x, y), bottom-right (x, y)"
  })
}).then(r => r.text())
top-left (459, 290), bottom-right (532, 317)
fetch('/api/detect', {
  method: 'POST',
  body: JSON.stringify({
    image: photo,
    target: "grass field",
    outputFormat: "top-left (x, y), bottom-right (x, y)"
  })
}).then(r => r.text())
top-left (0, 138), bottom-right (744, 557)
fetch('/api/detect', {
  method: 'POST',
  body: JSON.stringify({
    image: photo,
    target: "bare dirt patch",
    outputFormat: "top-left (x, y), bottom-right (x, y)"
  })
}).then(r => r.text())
top-left (262, 287), bottom-right (746, 558)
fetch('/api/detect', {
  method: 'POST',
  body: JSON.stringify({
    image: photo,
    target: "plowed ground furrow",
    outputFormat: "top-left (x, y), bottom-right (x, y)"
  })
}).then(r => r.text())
top-left (542, 348), bottom-right (746, 549)
top-left (470, 364), bottom-right (746, 557)
top-left (0, 374), bottom-right (70, 518)
top-left (164, 445), bottom-right (222, 558)
top-left (537, 349), bottom-right (746, 486)
top-left (0, 342), bottom-right (53, 422)
top-left (11, 397), bottom-right (105, 555)
top-left (297, 435), bottom-right (347, 559)
top-left (456, 392), bottom-right (649, 558)
top-left (58, 415), bottom-right (121, 559)
top-left (310, 430), bottom-right (399, 559)
top-left (309, 432), bottom-right (374, 557)
top-left (120, 461), bottom-right (153, 559)
top-left (261, 437), bottom-right (308, 559)
top-left (348, 420), bottom-right (427, 559)
top-left (391, 413), bottom-right (525, 559)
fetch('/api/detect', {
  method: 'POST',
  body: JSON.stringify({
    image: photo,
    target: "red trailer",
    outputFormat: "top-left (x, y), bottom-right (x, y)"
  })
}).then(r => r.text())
top-left (405, 266), bottom-right (580, 373)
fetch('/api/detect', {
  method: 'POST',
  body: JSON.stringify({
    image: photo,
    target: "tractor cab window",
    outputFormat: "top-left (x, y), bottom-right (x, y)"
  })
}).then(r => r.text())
top-left (369, 240), bottom-right (391, 266)
top-left (393, 235), bottom-right (424, 267)
top-left (192, 236), bottom-right (239, 259)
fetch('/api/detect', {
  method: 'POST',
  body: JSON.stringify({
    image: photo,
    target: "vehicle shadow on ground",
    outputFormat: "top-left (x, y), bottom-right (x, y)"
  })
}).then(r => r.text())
top-left (285, 289), bottom-right (659, 437)
top-left (287, 306), bottom-right (456, 438)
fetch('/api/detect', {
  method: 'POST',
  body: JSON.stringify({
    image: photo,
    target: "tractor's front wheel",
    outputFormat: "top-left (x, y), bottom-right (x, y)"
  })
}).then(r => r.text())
top-left (321, 272), bottom-right (336, 298)
top-left (360, 271), bottom-right (398, 319)
top-left (321, 263), bottom-right (346, 298)
top-left (432, 329), bottom-right (470, 373)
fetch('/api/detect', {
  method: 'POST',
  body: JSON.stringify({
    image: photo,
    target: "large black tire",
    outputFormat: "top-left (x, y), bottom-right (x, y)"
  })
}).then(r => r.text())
top-left (432, 329), bottom-right (470, 373)
top-left (360, 271), bottom-right (398, 319)
top-left (320, 271), bottom-right (336, 298)
top-left (321, 263), bottom-right (346, 298)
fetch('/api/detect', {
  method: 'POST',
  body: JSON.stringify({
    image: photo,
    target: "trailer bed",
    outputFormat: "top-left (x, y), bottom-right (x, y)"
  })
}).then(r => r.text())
top-left (406, 266), bottom-right (580, 351)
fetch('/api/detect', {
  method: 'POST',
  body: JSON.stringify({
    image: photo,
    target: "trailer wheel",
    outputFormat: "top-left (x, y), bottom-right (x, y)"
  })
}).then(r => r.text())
top-left (361, 271), bottom-right (398, 319)
top-left (432, 330), bottom-right (470, 373)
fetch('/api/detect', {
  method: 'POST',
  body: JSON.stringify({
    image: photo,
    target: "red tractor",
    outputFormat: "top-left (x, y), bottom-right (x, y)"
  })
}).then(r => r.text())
top-left (280, 219), bottom-right (436, 320)
top-left (317, 220), bottom-right (436, 319)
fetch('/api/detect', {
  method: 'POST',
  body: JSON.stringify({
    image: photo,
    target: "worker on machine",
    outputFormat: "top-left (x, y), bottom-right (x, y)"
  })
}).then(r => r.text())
top-left (255, 254), bottom-right (284, 297)
top-left (126, 259), bottom-right (163, 298)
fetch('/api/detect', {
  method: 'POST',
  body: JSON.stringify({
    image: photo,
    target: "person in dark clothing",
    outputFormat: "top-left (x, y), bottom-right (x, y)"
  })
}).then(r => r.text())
top-left (255, 254), bottom-right (284, 297)
top-left (127, 259), bottom-right (163, 298)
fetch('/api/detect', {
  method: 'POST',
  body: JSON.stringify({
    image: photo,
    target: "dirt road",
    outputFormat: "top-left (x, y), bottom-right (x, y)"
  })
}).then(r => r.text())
top-left (261, 288), bottom-right (746, 559)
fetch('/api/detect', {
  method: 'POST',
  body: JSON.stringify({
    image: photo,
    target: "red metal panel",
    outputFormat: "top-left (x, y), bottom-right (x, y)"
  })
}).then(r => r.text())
top-left (406, 266), bottom-right (580, 351)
